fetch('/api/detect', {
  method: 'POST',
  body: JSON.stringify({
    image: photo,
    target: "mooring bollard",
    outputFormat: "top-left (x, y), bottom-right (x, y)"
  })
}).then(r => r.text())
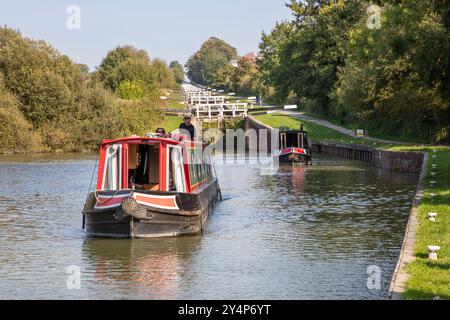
top-left (428, 246), bottom-right (440, 260)
top-left (428, 212), bottom-right (437, 222)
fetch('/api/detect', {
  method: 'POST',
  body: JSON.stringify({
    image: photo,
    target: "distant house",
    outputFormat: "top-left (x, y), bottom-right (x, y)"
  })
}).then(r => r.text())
top-left (242, 52), bottom-right (257, 63)
top-left (229, 52), bottom-right (262, 68)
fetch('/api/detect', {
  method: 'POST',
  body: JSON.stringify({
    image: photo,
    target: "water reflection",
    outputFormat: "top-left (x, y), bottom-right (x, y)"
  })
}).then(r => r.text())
top-left (82, 238), bottom-right (201, 299)
top-left (0, 153), bottom-right (419, 299)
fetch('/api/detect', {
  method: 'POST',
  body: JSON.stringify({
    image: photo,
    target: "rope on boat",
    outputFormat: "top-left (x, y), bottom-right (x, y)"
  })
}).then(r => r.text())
top-left (120, 197), bottom-right (148, 220)
top-left (83, 157), bottom-right (98, 206)
top-left (84, 156), bottom-right (124, 206)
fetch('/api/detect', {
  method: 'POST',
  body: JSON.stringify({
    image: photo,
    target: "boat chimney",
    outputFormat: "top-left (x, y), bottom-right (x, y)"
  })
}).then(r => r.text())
top-left (300, 124), bottom-right (304, 131)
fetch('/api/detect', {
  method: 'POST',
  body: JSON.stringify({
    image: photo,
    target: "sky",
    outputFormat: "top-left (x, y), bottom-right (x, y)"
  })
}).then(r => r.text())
top-left (0, 0), bottom-right (293, 71)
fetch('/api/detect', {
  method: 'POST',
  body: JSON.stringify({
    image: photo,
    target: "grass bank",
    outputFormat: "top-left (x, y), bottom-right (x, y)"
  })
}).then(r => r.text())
top-left (256, 112), bottom-right (450, 300)
top-left (255, 113), bottom-right (400, 148)
top-left (160, 115), bottom-right (182, 132)
top-left (300, 110), bottom-right (431, 144)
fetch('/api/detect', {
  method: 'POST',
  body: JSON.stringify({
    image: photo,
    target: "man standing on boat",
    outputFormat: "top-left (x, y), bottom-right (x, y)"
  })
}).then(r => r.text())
top-left (179, 114), bottom-right (196, 140)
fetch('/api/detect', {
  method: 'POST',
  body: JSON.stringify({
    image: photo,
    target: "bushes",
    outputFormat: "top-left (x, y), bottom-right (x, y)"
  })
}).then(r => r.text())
top-left (0, 80), bottom-right (34, 153)
top-left (118, 96), bottom-right (163, 136)
top-left (0, 27), bottom-right (167, 153)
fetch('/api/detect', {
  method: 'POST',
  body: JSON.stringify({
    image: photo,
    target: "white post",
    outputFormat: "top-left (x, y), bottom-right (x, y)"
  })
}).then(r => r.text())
top-left (428, 246), bottom-right (440, 260)
top-left (428, 212), bottom-right (437, 222)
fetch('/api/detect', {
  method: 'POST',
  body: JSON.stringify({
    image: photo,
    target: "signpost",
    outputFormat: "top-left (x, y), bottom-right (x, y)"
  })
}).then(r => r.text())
top-left (356, 129), bottom-right (366, 139)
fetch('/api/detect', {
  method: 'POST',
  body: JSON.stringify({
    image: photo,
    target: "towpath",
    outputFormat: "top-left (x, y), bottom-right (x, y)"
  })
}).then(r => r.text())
top-left (281, 110), bottom-right (405, 145)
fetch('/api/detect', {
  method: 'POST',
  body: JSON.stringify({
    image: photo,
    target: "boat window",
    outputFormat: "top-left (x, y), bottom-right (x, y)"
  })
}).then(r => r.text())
top-left (128, 143), bottom-right (160, 191)
top-left (298, 133), bottom-right (304, 149)
top-left (188, 145), bottom-right (205, 188)
top-left (280, 133), bottom-right (286, 149)
top-left (102, 144), bottom-right (122, 190)
top-left (206, 152), bottom-right (215, 180)
top-left (285, 133), bottom-right (298, 148)
top-left (167, 145), bottom-right (186, 192)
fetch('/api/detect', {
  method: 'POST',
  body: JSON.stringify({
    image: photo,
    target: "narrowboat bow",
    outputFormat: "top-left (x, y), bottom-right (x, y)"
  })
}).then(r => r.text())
top-left (82, 134), bottom-right (221, 238)
top-left (276, 127), bottom-right (312, 165)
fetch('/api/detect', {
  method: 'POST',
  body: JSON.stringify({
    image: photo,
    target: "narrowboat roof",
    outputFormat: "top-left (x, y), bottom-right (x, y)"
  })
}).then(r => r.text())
top-left (279, 130), bottom-right (308, 134)
top-left (100, 135), bottom-right (203, 147)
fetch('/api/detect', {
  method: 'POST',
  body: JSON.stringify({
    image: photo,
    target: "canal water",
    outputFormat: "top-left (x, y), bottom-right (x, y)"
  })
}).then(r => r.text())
top-left (0, 153), bottom-right (418, 299)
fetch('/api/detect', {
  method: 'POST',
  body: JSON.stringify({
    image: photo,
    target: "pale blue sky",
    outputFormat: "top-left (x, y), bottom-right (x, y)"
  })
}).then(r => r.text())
top-left (0, 0), bottom-right (293, 70)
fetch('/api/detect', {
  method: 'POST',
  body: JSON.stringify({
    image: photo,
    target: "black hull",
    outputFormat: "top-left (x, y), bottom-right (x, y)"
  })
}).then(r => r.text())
top-left (83, 181), bottom-right (220, 238)
top-left (278, 152), bottom-right (312, 165)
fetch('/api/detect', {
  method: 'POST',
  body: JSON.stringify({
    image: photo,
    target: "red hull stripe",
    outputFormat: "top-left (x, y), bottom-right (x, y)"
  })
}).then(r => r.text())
top-left (94, 194), bottom-right (130, 209)
top-left (293, 148), bottom-right (306, 154)
top-left (280, 148), bottom-right (307, 156)
top-left (134, 193), bottom-right (179, 211)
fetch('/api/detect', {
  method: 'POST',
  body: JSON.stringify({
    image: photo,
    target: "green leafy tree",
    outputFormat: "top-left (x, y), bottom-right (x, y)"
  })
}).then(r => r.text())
top-left (0, 75), bottom-right (33, 153)
top-left (0, 28), bottom-right (166, 153)
top-left (152, 58), bottom-right (176, 89)
top-left (115, 80), bottom-right (147, 100)
top-left (94, 46), bottom-right (157, 97)
top-left (186, 37), bottom-right (238, 85)
top-left (259, 21), bottom-right (296, 100)
top-left (169, 61), bottom-right (185, 84)
top-left (280, 0), bottom-right (364, 113)
top-left (0, 27), bottom-right (83, 127)
top-left (332, 1), bottom-right (450, 142)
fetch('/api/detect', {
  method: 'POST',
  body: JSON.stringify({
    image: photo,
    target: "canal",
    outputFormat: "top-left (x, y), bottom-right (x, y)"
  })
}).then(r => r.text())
top-left (0, 153), bottom-right (418, 299)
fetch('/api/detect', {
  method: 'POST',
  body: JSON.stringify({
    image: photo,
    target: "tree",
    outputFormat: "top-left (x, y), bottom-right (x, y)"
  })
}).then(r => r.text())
top-left (169, 61), bottom-right (185, 84)
top-left (115, 80), bottom-right (148, 100)
top-left (152, 58), bottom-right (176, 89)
top-left (259, 21), bottom-right (296, 100)
top-left (0, 28), bottom-right (167, 153)
top-left (186, 37), bottom-right (238, 85)
top-left (332, 1), bottom-right (450, 142)
top-left (0, 74), bottom-right (33, 153)
top-left (94, 45), bottom-right (157, 96)
top-left (274, 0), bottom-right (364, 113)
top-left (0, 27), bottom-right (83, 127)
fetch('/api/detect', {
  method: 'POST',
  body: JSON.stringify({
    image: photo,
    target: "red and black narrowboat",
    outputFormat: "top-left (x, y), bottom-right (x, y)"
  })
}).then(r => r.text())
top-left (277, 127), bottom-right (312, 165)
top-left (82, 134), bottom-right (221, 238)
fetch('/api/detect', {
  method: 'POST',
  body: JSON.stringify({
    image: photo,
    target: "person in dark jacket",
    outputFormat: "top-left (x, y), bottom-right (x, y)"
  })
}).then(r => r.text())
top-left (179, 115), bottom-right (196, 140)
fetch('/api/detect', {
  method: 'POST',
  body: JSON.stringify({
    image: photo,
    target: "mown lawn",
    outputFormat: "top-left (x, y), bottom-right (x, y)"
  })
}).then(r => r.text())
top-left (257, 112), bottom-right (450, 300)
top-left (166, 100), bottom-right (186, 110)
top-left (160, 115), bottom-right (182, 133)
top-left (164, 91), bottom-right (187, 110)
top-left (255, 113), bottom-right (353, 142)
top-left (403, 147), bottom-right (450, 300)
top-left (255, 113), bottom-right (396, 148)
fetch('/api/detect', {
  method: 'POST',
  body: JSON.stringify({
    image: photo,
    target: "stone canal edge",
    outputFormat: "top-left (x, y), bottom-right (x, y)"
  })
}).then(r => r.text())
top-left (387, 152), bottom-right (428, 300)
top-left (244, 115), bottom-right (427, 299)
